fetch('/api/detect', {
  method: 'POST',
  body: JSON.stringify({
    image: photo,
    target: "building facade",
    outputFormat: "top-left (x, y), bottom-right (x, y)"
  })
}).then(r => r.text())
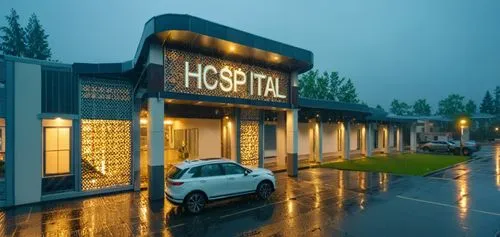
top-left (0, 14), bottom-right (412, 207)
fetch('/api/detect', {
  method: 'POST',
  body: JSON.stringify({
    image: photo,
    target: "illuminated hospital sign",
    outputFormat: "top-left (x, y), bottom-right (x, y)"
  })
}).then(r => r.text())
top-left (184, 62), bottom-right (286, 99)
top-left (164, 49), bottom-right (290, 103)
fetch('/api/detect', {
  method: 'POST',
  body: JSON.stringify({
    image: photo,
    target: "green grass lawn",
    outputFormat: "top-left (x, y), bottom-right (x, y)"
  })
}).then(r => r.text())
top-left (320, 153), bottom-right (469, 176)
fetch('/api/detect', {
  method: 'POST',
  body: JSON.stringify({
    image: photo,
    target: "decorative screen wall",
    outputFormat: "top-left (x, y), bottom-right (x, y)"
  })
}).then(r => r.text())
top-left (164, 48), bottom-right (290, 103)
top-left (81, 120), bottom-right (131, 190)
top-left (240, 109), bottom-right (261, 167)
top-left (80, 77), bottom-right (133, 191)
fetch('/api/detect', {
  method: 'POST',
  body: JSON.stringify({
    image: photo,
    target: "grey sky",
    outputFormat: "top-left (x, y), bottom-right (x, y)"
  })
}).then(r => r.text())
top-left (1, 0), bottom-right (499, 111)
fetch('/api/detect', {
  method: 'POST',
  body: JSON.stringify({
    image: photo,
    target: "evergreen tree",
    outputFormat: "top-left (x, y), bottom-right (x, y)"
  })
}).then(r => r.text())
top-left (479, 91), bottom-right (495, 114)
top-left (325, 71), bottom-right (344, 101)
top-left (337, 78), bottom-right (359, 103)
top-left (390, 99), bottom-right (412, 116)
top-left (437, 94), bottom-right (465, 116)
top-left (0, 9), bottom-right (25, 57)
top-left (315, 71), bottom-right (329, 99)
top-left (494, 86), bottom-right (500, 114)
top-left (298, 70), bottom-right (318, 99)
top-left (375, 104), bottom-right (385, 111)
top-left (465, 100), bottom-right (477, 114)
top-left (412, 99), bottom-right (431, 116)
top-left (25, 13), bottom-right (51, 60)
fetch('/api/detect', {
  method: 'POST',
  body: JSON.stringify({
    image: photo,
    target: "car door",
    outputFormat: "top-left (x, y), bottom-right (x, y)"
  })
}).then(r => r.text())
top-left (221, 163), bottom-right (255, 195)
top-left (194, 164), bottom-right (227, 199)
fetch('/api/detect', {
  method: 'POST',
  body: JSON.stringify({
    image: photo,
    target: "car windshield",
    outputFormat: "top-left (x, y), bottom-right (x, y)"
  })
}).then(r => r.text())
top-left (166, 165), bottom-right (185, 179)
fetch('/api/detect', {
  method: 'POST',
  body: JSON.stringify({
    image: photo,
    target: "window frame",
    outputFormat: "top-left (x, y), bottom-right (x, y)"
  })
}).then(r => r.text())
top-left (43, 126), bottom-right (72, 177)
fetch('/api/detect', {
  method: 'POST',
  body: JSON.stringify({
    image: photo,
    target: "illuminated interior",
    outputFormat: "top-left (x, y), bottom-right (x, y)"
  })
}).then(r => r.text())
top-left (42, 118), bottom-right (72, 176)
top-left (81, 119), bottom-right (132, 191)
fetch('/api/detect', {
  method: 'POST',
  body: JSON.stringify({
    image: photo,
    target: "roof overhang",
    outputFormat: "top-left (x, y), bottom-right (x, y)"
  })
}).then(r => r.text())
top-left (134, 14), bottom-right (314, 73)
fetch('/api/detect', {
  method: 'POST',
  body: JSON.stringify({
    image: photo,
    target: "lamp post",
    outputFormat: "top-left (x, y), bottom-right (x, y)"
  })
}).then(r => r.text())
top-left (459, 119), bottom-right (467, 156)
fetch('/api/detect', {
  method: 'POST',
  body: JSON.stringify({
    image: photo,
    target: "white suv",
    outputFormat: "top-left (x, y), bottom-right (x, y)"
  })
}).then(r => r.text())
top-left (164, 158), bottom-right (276, 214)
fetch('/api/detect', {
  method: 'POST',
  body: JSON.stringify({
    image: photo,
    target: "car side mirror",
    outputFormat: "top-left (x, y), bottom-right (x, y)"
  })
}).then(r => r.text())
top-left (244, 169), bottom-right (250, 176)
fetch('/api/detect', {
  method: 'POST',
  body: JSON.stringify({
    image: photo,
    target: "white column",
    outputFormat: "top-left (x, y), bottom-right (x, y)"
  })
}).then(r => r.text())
top-left (147, 97), bottom-right (164, 200)
top-left (276, 112), bottom-right (286, 168)
top-left (398, 126), bottom-right (404, 152)
top-left (343, 121), bottom-right (351, 160)
top-left (286, 109), bottom-right (299, 177)
top-left (316, 119), bottom-right (323, 162)
top-left (410, 123), bottom-right (417, 152)
top-left (384, 125), bottom-right (390, 154)
top-left (365, 123), bottom-right (373, 157)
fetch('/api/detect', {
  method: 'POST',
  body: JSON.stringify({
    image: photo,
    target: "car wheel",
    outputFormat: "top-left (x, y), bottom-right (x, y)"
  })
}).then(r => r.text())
top-left (184, 192), bottom-right (206, 214)
top-left (462, 148), bottom-right (470, 156)
top-left (257, 181), bottom-right (273, 200)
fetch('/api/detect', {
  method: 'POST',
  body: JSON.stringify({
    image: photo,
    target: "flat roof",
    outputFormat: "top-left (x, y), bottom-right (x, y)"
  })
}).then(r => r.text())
top-left (298, 98), bottom-right (371, 114)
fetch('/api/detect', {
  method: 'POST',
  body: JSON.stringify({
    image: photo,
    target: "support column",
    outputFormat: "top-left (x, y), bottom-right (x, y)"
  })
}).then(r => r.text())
top-left (147, 97), bottom-right (164, 201)
top-left (276, 111), bottom-right (286, 168)
top-left (343, 121), bottom-right (351, 160)
top-left (286, 109), bottom-right (299, 177)
top-left (410, 123), bottom-right (417, 152)
top-left (258, 111), bottom-right (265, 168)
top-left (315, 119), bottom-right (323, 162)
top-left (365, 123), bottom-right (373, 157)
top-left (132, 98), bottom-right (141, 191)
top-left (384, 125), bottom-right (390, 154)
top-left (398, 126), bottom-right (404, 152)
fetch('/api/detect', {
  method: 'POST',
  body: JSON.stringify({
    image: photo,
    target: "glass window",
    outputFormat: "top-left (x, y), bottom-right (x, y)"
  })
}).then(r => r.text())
top-left (166, 165), bottom-right (185, 179)
top-left (197, 164), bottom-right (223, 177)
top-left (44, 127), bottom-right (71, 176)
top-left (221, 163), bottom-right (245, 175)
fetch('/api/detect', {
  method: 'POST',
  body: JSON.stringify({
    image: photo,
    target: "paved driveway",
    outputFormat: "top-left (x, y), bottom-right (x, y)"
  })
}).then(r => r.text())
top-left (1, 145), bottom-right (499, 236)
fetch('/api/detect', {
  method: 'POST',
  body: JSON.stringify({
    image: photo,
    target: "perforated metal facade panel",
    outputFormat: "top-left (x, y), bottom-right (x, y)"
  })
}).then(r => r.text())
top-left (79, 77), bottom-right (133, 191)
top-left (80, 77), bottom-right (132, 120)
top-left (239, 109), bottom-right (261, 167)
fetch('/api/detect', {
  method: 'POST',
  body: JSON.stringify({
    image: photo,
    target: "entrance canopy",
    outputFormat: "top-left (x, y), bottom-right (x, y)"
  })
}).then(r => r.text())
top-left (134, 14), bottom-right (314, 74)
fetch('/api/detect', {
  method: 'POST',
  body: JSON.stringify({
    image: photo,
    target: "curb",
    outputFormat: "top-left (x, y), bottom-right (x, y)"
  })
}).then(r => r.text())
top-left (422, 155), bottom-right (481, 177)
top-left (271, 164), bottom-right (320, 174)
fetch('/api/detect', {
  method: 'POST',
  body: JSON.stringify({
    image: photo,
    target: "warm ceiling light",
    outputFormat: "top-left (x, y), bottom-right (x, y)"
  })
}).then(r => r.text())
top-left (229, 45), bottom-right (236, 52)
top-left (55, 117), bottom-right (62, 122)
top-left (164, 120), bottom-right (173, 125)
top-left (140, 118), bottom-right (147, 125)
top-left (273, 56), bottom-right (279, 61)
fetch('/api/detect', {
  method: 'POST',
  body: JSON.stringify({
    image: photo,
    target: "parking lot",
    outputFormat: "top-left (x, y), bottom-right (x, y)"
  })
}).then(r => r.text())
top-left (1, 145), bottom-right (499, 236)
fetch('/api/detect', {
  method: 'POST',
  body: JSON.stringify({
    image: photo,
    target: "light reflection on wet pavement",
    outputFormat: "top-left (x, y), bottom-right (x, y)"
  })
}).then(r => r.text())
top-left (1, 145), bottom-right (499, 236)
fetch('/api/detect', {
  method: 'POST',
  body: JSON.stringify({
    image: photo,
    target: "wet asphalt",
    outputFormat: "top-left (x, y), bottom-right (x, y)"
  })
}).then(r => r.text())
top-left (1, 144), bottom-right (499, 237)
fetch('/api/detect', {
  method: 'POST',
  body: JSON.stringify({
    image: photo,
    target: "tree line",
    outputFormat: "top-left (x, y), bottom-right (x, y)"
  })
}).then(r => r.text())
top-left (386, 86), bottom-right (500, 117)
top-left (298, 70), bottom-right (360, 103)
top-left (0, 9), bottom-right (52, 60)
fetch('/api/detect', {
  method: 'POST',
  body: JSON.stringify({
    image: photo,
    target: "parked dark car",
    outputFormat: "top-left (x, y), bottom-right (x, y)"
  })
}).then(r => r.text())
top-left (448, 140), bottom-right (480, 156)
top-left (420, 141), bottom-right (451, 152)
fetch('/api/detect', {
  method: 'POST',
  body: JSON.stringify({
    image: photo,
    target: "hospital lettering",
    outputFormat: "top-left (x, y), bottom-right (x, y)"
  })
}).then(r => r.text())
top-left (184, 61), bottom-right (286, 99)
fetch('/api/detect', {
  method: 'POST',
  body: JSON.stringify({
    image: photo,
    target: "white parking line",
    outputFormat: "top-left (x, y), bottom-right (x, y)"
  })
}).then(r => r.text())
top-left (397, 195), bottom-right (500, 216)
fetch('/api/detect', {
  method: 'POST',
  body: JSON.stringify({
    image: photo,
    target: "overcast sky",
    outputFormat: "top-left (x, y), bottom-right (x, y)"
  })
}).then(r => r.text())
top-left (1, 0), bottom-right (499, 110)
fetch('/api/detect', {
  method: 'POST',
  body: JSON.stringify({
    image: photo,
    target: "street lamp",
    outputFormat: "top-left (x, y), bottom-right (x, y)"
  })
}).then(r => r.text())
top-left (495, 127), bottom-right (499, 132)
top-left (459, 119), bottom-right (468, 156)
